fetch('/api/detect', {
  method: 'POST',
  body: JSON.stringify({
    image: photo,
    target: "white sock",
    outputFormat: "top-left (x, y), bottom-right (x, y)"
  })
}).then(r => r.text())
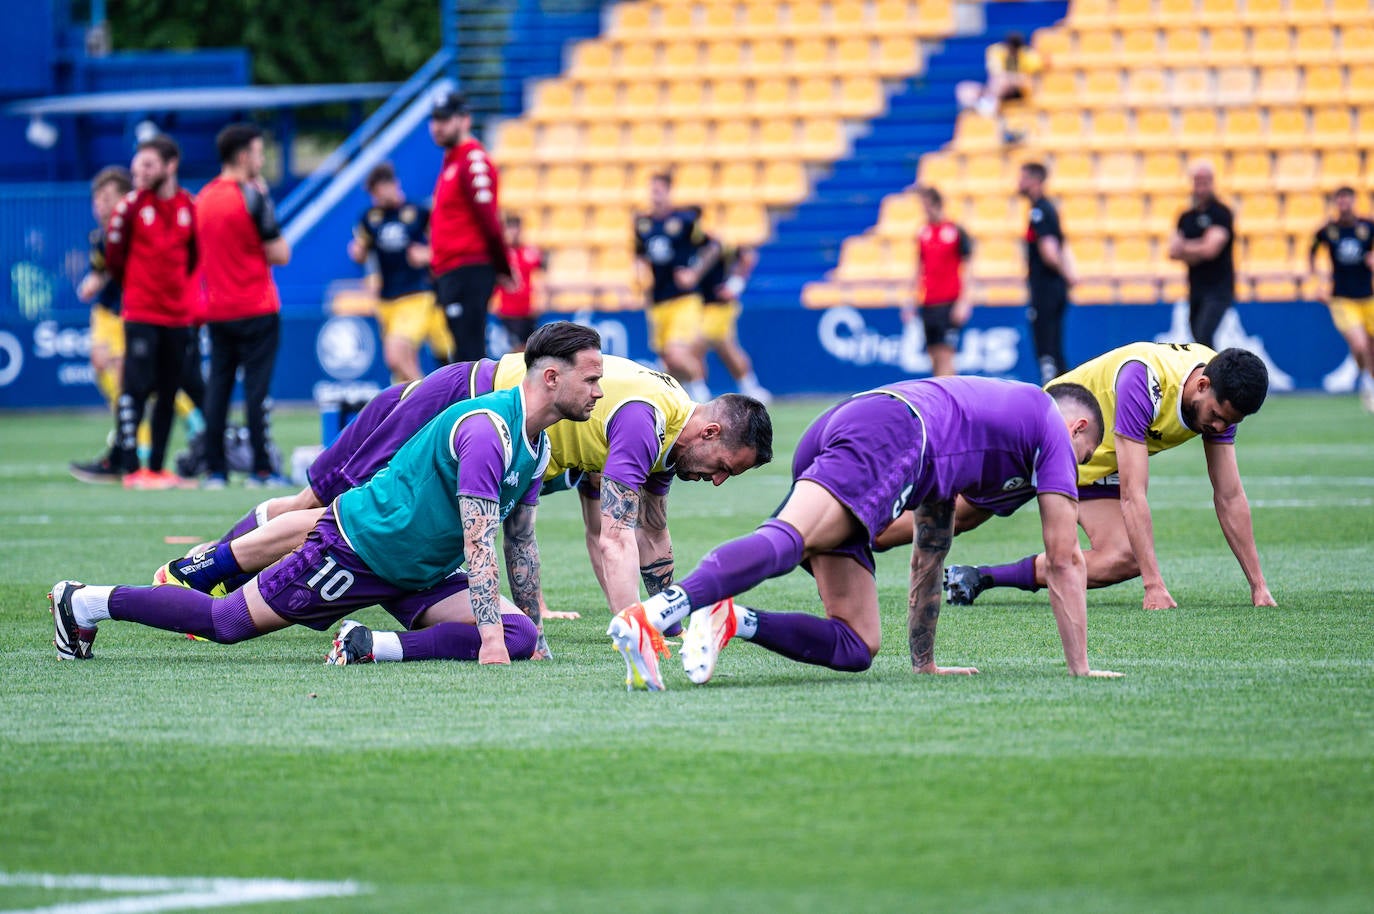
top-left (687, 380), bottom-right (712, 402)
top-left (372, 630), bottom-right (402, 662)
top-left (738, 370), bottom-right (760, 387)
top-left (1361, 373), bottom-right (1374, 393)
top-left (735, 605), bottom-right (758, 640)
top-left (72, 585), bottom-right (115, 628)
top-left (643, 585), bottom-right (693, 631)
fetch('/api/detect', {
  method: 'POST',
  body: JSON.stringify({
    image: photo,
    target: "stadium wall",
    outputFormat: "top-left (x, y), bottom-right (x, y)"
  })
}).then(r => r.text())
top-left (0, 301), bottom-right (1355, 411)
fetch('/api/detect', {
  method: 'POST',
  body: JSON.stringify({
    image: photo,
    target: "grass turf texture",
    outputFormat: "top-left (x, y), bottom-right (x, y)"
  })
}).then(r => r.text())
top-left (1, 395), bottom-right (1371, 913)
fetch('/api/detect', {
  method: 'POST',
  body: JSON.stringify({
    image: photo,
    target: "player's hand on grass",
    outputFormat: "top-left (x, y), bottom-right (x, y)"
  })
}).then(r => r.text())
top-left (1078, 669), bottom-right (1125, 678)
top-left (477, 625), bottom-right (511, 665)
top-left (530, 633), bottom-right (553, 661)
top-left (914, 663), bottom-right (980, 675)
top-left (1142, 583), bottom-right (1178, 611)
top-left (1251, 583), bottom-right (1277, 607)
top-left (541, 609), bottom-right (581, 620)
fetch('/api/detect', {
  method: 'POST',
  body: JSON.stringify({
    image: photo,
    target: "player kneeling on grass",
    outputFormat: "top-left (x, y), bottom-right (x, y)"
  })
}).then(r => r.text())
top-left (878, 344), bottom-right (1273, 611)
top-left (49, 323), bottom-right (604, 666)
top-left (607, 377), bottom-right (1124, 690)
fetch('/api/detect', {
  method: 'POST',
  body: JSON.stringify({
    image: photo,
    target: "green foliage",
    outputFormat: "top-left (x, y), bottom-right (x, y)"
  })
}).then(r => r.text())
top-left (1, 395), bottom-right (1372, 911)
top-left (108, 0), bottom-right (440, 84)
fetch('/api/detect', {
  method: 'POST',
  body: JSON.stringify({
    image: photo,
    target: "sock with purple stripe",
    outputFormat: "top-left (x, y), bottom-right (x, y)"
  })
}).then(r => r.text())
top-left (108, 586), bottom-right (259, 644)
top-left (397, 616), bottom-right (539, 662)
top-left (223, 505), bottom-right (265, 542)
top-left (750, 611), bottom-right (873, 672)
top-left (981, 555), bottom-right (1039, 592)
top-left (176, 541), bottom-right (243, 592)
top-left (679, 519), bottom-right (805, 610)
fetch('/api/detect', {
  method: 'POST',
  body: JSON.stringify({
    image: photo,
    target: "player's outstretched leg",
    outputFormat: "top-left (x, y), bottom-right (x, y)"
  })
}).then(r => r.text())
top-left (945, 557), bottom-right (1039, 605)
top-left (327, 615), bottom-right (540, 665)
top-left (607, 605), bottom-right (670, 691)
top-left (49, 581), bottom-right (93, 660)
top-left (326, 620), bottom-right (374, 665)
top-left (51, 582), bottom-right (263, 651)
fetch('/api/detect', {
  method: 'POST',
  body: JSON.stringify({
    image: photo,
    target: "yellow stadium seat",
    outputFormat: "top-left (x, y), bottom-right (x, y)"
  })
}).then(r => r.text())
top-left (878, 193), bottom-right (922, 235)
top-left (571, 41), bottom-right (614, 76)
top-left (702, 2), bottom-right (738, 38)
top-left (875, 35), bottom-right (921, 77)
top-left (835, 235), bottom-right (884, 281)
top-left (1158, 0), bottom-right (1198, 20)
top-left (1332, 0), bottom-right (1369, 22)
top-left (801, 282), bottom-right (846, 309)
top-left (747, 38), bottom-right (787, 77)
top-left (537, 122), bottom-right (582, 163)
top-left (1112, 0), bottom-right (1156, 28)
top-left (743, 2), bottom-right (784, 38)
top-left (626, 121), bottom-right (668, 160)
top-left (1122, 68), bottom-right (1167, 105)
top-left (533, 80), bottom-right (575, 117)
top-left (1294, 26), bottom-right (1338, 65)
top-left (1250, 26), bottom-right (1293, 66)
top-left (703, 39), bottom-right (743, 76)
top-left (961, 152), bottom-right (1013, 194)
top-left (1303, 65), bottom-right (1346, 105)
top-left (582, 122), bottom-right (624, 162)
top-left (578, 81), bottom-right (619, 117)
top-left (831, 0), bottom-right (868, 36)
top-left (752, 77), bottom-right (793, 117)
top-left (756, 118), bottom-right (797, 158)
top-left (914, 0), bottom-right (956, 36)
top-left (837, 77), bottom-right (884, 117)
top-left (623, 80), bottom-right (662, 118)
top-left (833, 37), bottom-right (872, 75)
top-left (711, 79), bottom-right (749, 116)
top-left (1034, 109), bottom-right (1082, 152)
top-left (1274, 151), bottom-right (1318, 191)
top-left (1133, 108), bottom-right (1176, 151)
top-left (1102, 194), bottom-right (1148, 233)
top-left (1161, 28), bottom-right (1205, 66)
top-left (875, 0), bottom-right (918, 33)
top-left (800, 118), bottom-right (847, 159)
top-left (494, 120), bottom-right (536, 164)
top-left (673, 161), bottom-right (715, 200)
top-left (1216, 67), bottom-right (1255, 104)
top-left (1113, 235), bottom-right (1156, 273)
top-left (1074, 28), bottom-right (1116, 66)
top-left (610, 3), bottom-right (652, 38)
top-left (1284, 0), bottom-right (1330, 25)
top-left (968, 193), bottom-right (1017, 234)
top-left (668, 120), bottom-right (709, 158)
top-left (955, 111), bottom-right (1004, 150)
top-left (658, 40), bottom-right (699, 77)
top-left (545, 247), bottom-right (591, 280)
top-left (1181, 108), bottom-right (1222, 143)
top-left (616, 40), bottom-right (658, 77)
top-left (587, 163), bottom-right (630, 199)
top-left (1051, 151), bottom-right (1096, 193)
top-left (1239, 0), bottom-right (1285, 26)
top-left (761, 161), bottom-right (809, 203)
top-left (1035, 71), bottom-right (1079, 109)
top-left (1146, 191), bottom-right (1188, 233)
top-left (789, 37), bottom-right (829, 74)
top-left (1239, 193), bottom-right (1282, 233)
top-left (1267, 106), bottom-right (1309, 150)
top-left (1141, 151), bottom-right (1186, 192)
top-left (1083, 70), bottom-right (1123, 107)
top-left (1256, 66), bottom-right (1301, 104)
top-left (1171, 68), bottom-right (1211, 105)
top-left (1098, 152), bottom-right (1141, 191)
top-left (970, 237), bottom-right (1022, 280)
top-left (719, 161), bottom-right (760, 199)
top-left (1342, 26), bottom-right (1374, 64)
top-left (501, 165), bottom-right (539, 208)
top-left (719, 202), bottom-right (770, 246)
top-left (795, 76), bottom-right (837, 114)
top-left (1228, 149), bottom-right (1273, 191)
top-left (918, 153), bottom-right (959, 188)
top-left (1311, 107), bottom-right (1355, 150)
top-left (1058, 194), bottom-right (1100, 233)
top-left (1071, 0), bottom-right (1112, 27)
top-left (1357, 105), bottom-right (1374, 145)
top-left (587, 205), bottom-right (629, 245)
top-left (1072, 236), bottom-right (1110, 275)
top-left (1198, 0), bottom-right (1240, 26)
top-left (540, 164), bottom-right (584, 204)
top-left (1350, 66), bottom-right (1374, 104)
top-left (658, 80), bottom-right (700, 118)
top-left (660, 3), bottom-right (692, 32)
top-left (713, 120), bottom-right (755, 159)
top-left (1319, 150), bottom-right (1363, 189)
top-left (591, 244), bottom-right (633, 284)
top-left (1285, 192), bottom-right (1328, 231)
top-left (1244, 234), bottom-right (1292, 272)
top-left (1221, 107), bottom-right (1262, 149)
top-left (1114, 27), bottom-right (1157, 64)
top-left (543, 205), bottom-right (590, 245)
top-left (1034, 27), bottom-right (1072, 61)
top-left (1087, 109), bottom-right (1131, 151)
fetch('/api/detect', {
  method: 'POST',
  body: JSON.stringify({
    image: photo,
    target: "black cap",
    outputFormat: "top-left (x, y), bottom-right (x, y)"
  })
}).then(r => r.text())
top-left (431, 90), bottom-right (468, 119)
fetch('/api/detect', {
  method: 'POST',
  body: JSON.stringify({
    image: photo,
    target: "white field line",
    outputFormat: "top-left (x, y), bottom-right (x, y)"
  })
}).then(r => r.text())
top-left (0, 873), bottom-right (365, 914)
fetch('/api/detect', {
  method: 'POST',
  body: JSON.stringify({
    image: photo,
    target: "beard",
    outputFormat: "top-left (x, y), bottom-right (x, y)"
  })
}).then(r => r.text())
top-left (1180, 396), bottom-right (1201, 433)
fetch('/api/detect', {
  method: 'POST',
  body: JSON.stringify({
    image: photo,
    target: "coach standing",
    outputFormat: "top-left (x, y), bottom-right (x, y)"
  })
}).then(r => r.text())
top-left (428, 90), bottom-right (512, 362)
top-left (196, 123), bottom-right (291, 488)
top-left (1019, 161), bottom-right (1075, 384)
top-left (1168, 161), bottom-right (1235, 349)
top-left (103, 136), bottom-right (197, 490)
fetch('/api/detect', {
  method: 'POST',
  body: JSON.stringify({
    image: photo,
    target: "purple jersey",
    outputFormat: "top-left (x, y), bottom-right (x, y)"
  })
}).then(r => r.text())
top-left (604, 402), bottom-right (674, 496)
top-left (878, 377), bottom-right (1080, 517)
top-left (1116, 361), bottom-right (1235, 445)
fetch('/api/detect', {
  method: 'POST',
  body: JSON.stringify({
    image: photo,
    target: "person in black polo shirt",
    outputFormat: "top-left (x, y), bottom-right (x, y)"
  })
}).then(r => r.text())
top-left (1308, 185), bottom-right (1374, 413)
top-left (1168, 161), bottom-right (1235, 349)
top-left (1018, 161), bottom-right (1075, 384)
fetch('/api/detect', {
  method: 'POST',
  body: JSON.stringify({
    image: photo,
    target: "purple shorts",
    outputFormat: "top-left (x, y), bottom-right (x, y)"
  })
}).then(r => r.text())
top-left (788, 393), bottom-right (928, 574)
top-left (308, 359), bottom-right (498, 503)
top-left (257, 509), bottom-right (470, 631)
top-left (1078, 480), bottom-right (1122, 501)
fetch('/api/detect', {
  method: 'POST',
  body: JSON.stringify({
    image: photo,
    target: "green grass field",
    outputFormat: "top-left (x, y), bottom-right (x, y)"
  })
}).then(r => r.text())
top-left (2, 395), bottom-right (1372, 913)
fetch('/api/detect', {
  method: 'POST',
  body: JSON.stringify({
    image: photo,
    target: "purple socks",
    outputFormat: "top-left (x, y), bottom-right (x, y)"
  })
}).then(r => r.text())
top-left (175, 541), bottom-right (244, 592)
top-left (680, 519), bottom-right (805, 608)
top-left (223, 507), bottom-right (263, 543)
top-left (751, 611), bottom-right (874, 672)
top-left (981, 555), bottom-right (1040, 592)
top-left (108, 586), bottom-right (259, 644)
top-left (396, 615), bottom-right (539, 661)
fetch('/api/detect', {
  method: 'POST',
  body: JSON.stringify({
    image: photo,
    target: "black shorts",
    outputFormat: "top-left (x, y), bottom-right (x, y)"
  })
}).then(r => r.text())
top-left (499, 317), bottom-right (537, 344)
top-left (921, 304), bottom-right (962, 349)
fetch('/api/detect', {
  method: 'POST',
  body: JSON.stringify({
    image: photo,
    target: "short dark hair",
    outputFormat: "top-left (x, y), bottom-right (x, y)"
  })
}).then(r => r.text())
top-left (710, 394), bottom-right (773, 466)
top-left (365, 162), bottom-right (397, 191)
top-left (524, 321), bottom-right (601, 369)
top-left (1334, 186), bottom-right (1356, 199)
top-left (1005, 31), bottom-right (1025, 49)
top-left (650, 171), bottom-right (673, 188)
top-left (1204, 348), bottom-right (1268, 416)
top-left (91, 165), bottom-right (132, 196)
top-left (216, 123), bottom-right (262, 165)
top-left (1047, 381), bottom-right (1105, 451)
top-left (920, 185), bottom-right (943, 208)
top-left (137, 135), bottom-right (181, 163)
top-left (1021, 161), bottom-right (1048, 183)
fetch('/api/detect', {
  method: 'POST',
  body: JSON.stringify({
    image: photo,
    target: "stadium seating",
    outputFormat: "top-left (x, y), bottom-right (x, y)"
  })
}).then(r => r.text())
top-left (804, 0), bottom-right (1374, 308)
top-left (491, 0), bottom-right (966, 309)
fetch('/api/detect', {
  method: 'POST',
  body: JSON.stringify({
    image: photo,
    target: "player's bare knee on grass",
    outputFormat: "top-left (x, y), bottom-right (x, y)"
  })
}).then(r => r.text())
top-left (1088, 546), bottom-right (1139, 586)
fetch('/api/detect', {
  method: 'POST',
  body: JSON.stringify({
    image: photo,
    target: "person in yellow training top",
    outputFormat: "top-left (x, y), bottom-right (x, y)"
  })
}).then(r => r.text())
top-left (348, 162), bottom-right (452, 383)
top-left (634, 172), bottom-right (718, 402)
top-left (878, 344), bottom-right (1275, 610)
top-left (154, 348), bottom-right (774, 630)
top-left (956, 31), bottom-right (1044, 143)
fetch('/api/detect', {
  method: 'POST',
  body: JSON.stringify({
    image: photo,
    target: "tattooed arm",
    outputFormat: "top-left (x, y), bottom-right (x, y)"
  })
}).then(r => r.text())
top-left (908, 499), bottom-right (978, 675)
top-left (635, 489), bottom-right (674, 596)
top-left (1039, 492), bottom-right (1121, 677)
top-left (597, 477), bottom-right (645, 611)
top-left (460, 495), bottom-right (509, 665)
top-left (502, 501), bottom-right (553, 658)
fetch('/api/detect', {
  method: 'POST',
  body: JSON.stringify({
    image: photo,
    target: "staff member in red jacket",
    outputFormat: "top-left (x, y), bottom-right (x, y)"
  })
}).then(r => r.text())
top-left (196, 123), bottom-right (292, 488)
top-left (103, 135), bottom-right (198, 490)
top-left (905, 186), bottom-right (973, 377)
top-left (428, 90), bottom-right (512, 362)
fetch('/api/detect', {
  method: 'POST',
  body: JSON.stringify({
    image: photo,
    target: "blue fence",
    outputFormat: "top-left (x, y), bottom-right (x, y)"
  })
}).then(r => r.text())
top-left (0, 300), bottom-right (1357, 411)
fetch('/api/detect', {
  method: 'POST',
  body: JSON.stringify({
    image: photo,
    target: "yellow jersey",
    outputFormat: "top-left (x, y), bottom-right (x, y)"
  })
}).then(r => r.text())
top-left (1054, 342), bottom-right (1216, 486)
top-left (494, 352), bottom-right (696, 481)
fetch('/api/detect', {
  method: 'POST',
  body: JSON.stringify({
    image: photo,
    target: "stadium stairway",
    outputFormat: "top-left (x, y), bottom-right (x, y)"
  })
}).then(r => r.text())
top-left (748, 0), bottom-right (1069, 308)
